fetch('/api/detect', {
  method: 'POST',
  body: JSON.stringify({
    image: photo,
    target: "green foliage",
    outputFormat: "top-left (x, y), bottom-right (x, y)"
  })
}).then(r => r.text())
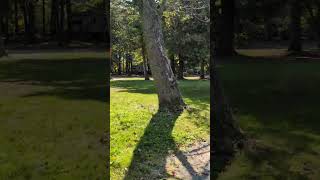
top-left (111, 0), bottom-right (210, 73)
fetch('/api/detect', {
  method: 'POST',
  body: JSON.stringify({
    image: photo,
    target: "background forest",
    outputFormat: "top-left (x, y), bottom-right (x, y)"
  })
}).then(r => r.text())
top-left (111, 0), bottom-right (210, 79)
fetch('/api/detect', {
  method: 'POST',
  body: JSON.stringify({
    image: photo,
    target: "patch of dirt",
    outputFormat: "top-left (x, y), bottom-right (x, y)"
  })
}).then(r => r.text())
top-left (166, 141), bottom-right (210, 180)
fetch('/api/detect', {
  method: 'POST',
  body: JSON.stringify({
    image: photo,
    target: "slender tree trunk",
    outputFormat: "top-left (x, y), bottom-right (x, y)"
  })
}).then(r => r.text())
top-left (288, 0), bottom-right (302, 52)
top-left (23, 4), bottom-right (29, 37)
top-left (125, 55), bottom-right (129, 74)
top-left (4, 14), bottom-right (9, 43)
top-left (51, 0), bottom-right (58, 34)
top-left (177, 54), bottom-right (184, 80)
top-left (147, 60), bottom-right (151, 75)
top-left (118, 54), bottom-right (122, 75)
top-left (122, 56), bottom-right (125, 74)
top-left (170, 53), bottom-right (176, 75)
top-left (128, 55), bottom-right (132, 76)
top-left (265, 18), bottom-right (273, 41)
top-left (142, 0), bottom-right (185, 111)
top-left (66, 0), bottom-right (72, 41)
top-left (24, 1), bottom-right (35, 43)
top-left (215, 0), bottom-right (236, 56)
top-left (42, 0), bottom-right (46, 34)
top-left (30, 2), bottom-right (35, 35)
top-left (317, 5), bottom-right (320, 48)
top-left (59, 0), bottom-right (65, 45)
top-left (14, 0), bottom-right (19, 34)
top-left (105, 0), bottom-right (110, 43)
top-left (200, 58), bottom-right (205, 79)
top-left (0, 20), bottom-right (6, 57)
top-left (141, 37), bottom-right (150, 80)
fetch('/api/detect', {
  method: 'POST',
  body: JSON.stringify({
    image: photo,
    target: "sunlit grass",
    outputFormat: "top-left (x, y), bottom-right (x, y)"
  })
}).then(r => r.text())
top-left (110, 78), bottom-right (210, 179)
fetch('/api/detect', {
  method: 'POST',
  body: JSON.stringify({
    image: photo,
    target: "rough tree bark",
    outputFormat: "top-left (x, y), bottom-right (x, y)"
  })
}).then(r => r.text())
top-left (288, 0), bottom-right (302, 52)
top-left (142, 0), bottom-right (185, 111)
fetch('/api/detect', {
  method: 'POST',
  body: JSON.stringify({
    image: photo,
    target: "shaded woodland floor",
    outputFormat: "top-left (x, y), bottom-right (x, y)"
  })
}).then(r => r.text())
top-left (215, 49), bottom-right (320, 179)
top-left (0, 51), bottom-right (108, 179)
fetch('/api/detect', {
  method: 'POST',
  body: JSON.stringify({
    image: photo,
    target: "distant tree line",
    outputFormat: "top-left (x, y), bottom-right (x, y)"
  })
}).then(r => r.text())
top-left (0, 0), bottom-right (109, 48)
top-left (213, 0), bottom-right (320, 56)
top-left (111, 0), bottom-right (210, 80)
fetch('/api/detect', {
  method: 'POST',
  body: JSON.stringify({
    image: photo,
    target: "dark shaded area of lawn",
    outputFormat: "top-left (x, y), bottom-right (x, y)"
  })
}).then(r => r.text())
top-left (124, 110), bottom-right (209, 179)
top-left (0, 53), bottom-right (109, 179)
top-left (214, 59), bottom-right (320, 179)
top-left (0, 58), bottom-right (109, 102)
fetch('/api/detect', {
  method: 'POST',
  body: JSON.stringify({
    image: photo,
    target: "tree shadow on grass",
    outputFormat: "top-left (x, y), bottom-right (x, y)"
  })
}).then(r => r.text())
top-left (124, 109), bottom-right (209, 180)
top-left (111, 79), bottom-right (210, 109)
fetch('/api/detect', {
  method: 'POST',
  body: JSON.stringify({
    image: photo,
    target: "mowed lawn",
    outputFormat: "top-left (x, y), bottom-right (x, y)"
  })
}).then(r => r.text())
top-left (0, 51), bottom-right (108, 179)
top-left (216, 51), bottom-right (320, 179)
top-left (110, 78), bottom-right (210, 179)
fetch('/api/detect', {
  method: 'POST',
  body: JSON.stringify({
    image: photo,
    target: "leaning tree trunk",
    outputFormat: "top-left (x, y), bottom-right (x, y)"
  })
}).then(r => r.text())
top-left (142, 0), bottom-right (185, 111)
top-left (288, 0), bottom-right (302, 52)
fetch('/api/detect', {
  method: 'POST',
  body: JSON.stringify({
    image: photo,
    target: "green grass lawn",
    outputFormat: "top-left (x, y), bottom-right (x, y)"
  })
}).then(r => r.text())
top-left (216, 58), bottom-right (320, 179)
top-left (0, 51), bottom-right (108, 179)
top-left (110, 78), bottom-right (210, 179)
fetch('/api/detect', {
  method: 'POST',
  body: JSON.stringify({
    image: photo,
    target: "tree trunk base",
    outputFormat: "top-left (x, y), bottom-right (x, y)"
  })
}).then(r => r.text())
top-left (159, 101), bottom-right (186, 113)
